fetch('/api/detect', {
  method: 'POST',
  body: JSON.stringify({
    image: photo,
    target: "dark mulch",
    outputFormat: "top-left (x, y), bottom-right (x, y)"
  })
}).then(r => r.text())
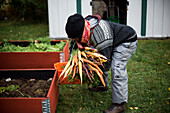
top-left (0, 78), bottom-right (52, 97)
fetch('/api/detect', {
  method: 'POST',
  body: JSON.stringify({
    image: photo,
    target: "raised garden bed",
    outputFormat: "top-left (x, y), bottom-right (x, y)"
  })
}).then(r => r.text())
top-left (0, 40), bottom-right (69, 69)
top-left (0, 69), bottom-right (59, 113)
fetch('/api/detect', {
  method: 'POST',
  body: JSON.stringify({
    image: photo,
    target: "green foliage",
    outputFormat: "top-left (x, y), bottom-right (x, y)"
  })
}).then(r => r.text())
top-left (0, 85), bottom-right (19, 93)
top-left (6, 84), bottom-right (19, 91)
top-left (1, 0), bottom-right (48, 21)
top-left (67, 72), bottom-right (101, 87)
top-left (0, 39), bottom-right (66, 52)
top-left (0, 84), bottom-right (25, 97)
top-left (83, 72), bottom-right (102, 87)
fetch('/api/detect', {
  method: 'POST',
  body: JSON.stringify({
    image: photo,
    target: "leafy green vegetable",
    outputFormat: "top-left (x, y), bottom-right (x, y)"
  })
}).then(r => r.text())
top-left (0, 85), bottom-right (24, 97)
top-left (0, 39), bottom-right (67, 52)
top-left (6, 85), bottom-right (19, 91)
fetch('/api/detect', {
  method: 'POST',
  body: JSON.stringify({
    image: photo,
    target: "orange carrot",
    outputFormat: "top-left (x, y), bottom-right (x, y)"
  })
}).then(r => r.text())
top-left (84, 63), bottom-right (94, 79)
top-left (78, 50), bottom-right (83, 85)
top-left (88, 64), bottom-right (106, 87)
top-left (82, 62), bottom-right (93, 83)
top-left (60, 65), bottom-right (71, 82)
top-left (86, 51), bottom-right (107, 60)
top-left (72, 64), bottom-right (77, 80)
top-left (88, 57), bottom-right (104, 68)
top-left (68, 63), bottom-right (73, 76)
top-left (85, 47), bottom-right (97, 52)
top-left (81, 51), bottom-right (87, 59)
top-left (59, 60), bottom-right (71, 79)
top-left (81, 58), bottom-right (103, 75)
top-left (73, 54), bottom-right (78, 63)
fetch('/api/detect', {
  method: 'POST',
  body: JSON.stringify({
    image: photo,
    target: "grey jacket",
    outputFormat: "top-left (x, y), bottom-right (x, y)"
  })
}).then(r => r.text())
top-left (85, 15), bottom-right (137, 62)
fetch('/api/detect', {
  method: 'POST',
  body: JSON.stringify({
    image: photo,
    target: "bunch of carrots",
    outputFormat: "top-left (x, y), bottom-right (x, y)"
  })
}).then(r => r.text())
top-left (58, 47), bottom-right (107, 87)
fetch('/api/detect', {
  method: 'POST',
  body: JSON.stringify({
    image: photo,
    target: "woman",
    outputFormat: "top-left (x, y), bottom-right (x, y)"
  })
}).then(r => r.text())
top-left (65, 13), bottom-right (138, 113)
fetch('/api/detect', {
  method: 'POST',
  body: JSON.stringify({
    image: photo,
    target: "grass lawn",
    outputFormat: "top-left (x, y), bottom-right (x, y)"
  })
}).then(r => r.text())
top-left (57, 40), bottom-right (170, 113)
top-left (0, 21), bottom-right (170, 113)
top-left (0, 21), bottom-right (49, 41)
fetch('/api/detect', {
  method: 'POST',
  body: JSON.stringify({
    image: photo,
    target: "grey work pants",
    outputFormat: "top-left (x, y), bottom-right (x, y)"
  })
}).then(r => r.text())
top-left (104, 40), bottom-right (138, 104)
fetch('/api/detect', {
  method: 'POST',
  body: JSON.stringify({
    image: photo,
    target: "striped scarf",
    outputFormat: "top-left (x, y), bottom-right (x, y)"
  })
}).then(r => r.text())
top-left (80, 20), bottom-right (90, 46)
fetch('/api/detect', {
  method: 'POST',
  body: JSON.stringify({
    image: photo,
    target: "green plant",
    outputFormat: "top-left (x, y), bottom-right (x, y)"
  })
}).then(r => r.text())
top-left (1, 0), bottom-right (48, 21)
top-left (35, 89), bottom-right (44, 96)
top-left (0, 85), bottom-right (24, 97)
top-left (0, 39), bottom-right (67, 52)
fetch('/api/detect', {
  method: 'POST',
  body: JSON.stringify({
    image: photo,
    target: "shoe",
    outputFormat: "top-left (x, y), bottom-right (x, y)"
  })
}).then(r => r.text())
top-left (103, 103), bottom-right (126, 113)
top-left (88, 86), bottom-right (108, 92)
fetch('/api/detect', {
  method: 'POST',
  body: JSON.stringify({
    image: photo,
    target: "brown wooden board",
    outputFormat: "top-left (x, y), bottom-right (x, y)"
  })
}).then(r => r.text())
top-left (0, 69), bottom-right (59, 113)
top-left (0, 40), bottom-right (69, 69)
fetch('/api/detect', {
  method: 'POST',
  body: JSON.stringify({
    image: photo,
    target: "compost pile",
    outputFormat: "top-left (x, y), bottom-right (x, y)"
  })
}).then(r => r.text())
top-left (0, 78), bottom-right (52, 97)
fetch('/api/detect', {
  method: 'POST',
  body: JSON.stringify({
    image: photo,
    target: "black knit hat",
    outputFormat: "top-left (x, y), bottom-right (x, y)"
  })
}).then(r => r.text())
top-left (65, 14), bottom-right (85, 38)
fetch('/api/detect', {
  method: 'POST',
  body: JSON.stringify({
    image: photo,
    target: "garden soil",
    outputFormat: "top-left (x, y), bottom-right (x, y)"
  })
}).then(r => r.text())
top-left (0, 78), bottom-right (52, 97)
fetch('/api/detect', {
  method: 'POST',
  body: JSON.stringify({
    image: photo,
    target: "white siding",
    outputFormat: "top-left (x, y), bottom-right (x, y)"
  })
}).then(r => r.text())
top-left (146, 0), bottom-right (165, 37)
top-left (127, 0), bottom-right (142, 36)
top-left (146, 0), bottom-right (154, 37)
top-left (162, 0), bottom-right (170, 37)
top-left (146, 0), bottom-right (170, 37)
top-left (82, 0), bottom-right (92, 17)
top-left (48, 0), bottom-right (76, 39)
top-left (48, 0), bottom-right (170, 38)
top-left (127, 0), bottom-right (170, 37)
top-left (48, 0), bottom-right (92, 39)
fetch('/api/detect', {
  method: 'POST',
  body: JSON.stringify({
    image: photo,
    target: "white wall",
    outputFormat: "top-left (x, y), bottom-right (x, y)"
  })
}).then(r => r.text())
top-left (82, 0), bottom-right (92, 17)
top-left (48, 0), bottom-right (92, 39)
top-left (146, 0), bottom-right (170, 37)
top-left (127, 0), bottom-right (142, 36)
top-left (162, 0), bottom-right (170, 37)
top-left (48, 0), bottom-right (76, 39)
top-left (48, 0), bottom-right (170, 38)
top-left (127, 0), bottom-right (170, 37)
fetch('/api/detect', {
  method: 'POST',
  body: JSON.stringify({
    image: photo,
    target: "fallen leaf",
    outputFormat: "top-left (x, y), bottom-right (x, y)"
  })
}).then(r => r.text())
top-left (134, 107), bottom-right (138, 110)
top-left (130, 107), bottom-right (133, 110)
top-left (100, 101), bottom-right (104, 103)
top-left (79, 107), bottom-right (82, 111)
